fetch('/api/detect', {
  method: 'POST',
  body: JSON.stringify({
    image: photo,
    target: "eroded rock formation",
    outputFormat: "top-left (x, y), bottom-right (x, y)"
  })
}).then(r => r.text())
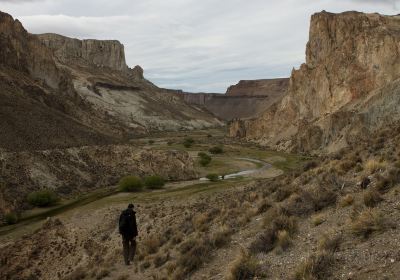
top-left (226, 78), bottom-right (289, 97)
top-left (230, 11), bottom-right (400, 153)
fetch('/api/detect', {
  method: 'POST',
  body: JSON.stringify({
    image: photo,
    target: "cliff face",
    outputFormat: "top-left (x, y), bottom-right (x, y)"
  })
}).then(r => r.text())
top-left (226, 78), bottom-right (289, 97)
top-left (180, 78), bottom-right (288, 121)
top-left (230, 11), bottom-right (400, 152)
top-left (38, 33), bottom-right (128, 72)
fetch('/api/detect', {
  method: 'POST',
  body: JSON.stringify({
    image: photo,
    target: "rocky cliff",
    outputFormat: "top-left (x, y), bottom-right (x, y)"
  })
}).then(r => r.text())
top-left (226, 78), bottom-right (289, 97)
top-left (230, 11), bottom-right (400, 153)
top-left (180, 78), bottom-right (288, 121)
top-left (38, 33), bottom-right (128, 72)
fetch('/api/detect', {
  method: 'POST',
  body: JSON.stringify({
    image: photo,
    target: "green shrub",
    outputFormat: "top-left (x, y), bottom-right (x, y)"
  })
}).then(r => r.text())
top-left (27, 189), bottom-right (59, 207)
top-left (118, 176), bottom-right (144, 192)
top-left (206, 173), bottom-right (219, 182)
top-left (144, 175), bottom-right (165, 189)
top-left (198, 152), bottom-right (212, 166)
top-left (4, 212), bottom-right (18, 225)
top-left (183, 137), bottom-right (195, 148)
top-left (209, 146), bottom-right (224, 154)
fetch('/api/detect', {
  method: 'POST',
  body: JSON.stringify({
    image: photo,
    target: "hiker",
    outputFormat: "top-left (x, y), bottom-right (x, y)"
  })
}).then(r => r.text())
top-left (119, 203), bottom-right (138, 265)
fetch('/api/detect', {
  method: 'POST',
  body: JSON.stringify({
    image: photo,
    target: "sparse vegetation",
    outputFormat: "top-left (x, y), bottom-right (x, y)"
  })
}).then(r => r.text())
top-left (183, 137), bottom-right (195, 148)
top-left (209, 146), bottom-right (224, 154)
top-left (198, 152), bottom-right (212, 166)
top-left (206, 173), bottom-right (219, 181)
top-left (118, 176), bottom-right (144, 192)
top-left (27, 189), bottom-right (59, 207)
top-left (227, 250), bottom-right (263, 280)
top-left (363, 188), bottom-right (383, 207)
top-left (4, 212), bottom-right (18, 225)
top-left (144, 175), bottom-right (165, 189)
top-left (350, 208), bottom-right (388, 238)
top-left (365, 159), bottom-right (387, 174)
top-left (339, 194), bottom-right (354, 207)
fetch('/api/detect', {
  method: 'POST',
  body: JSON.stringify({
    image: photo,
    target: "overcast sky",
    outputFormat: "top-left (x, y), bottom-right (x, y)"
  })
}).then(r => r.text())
top-left (1, 0), bottom-right (399, 92)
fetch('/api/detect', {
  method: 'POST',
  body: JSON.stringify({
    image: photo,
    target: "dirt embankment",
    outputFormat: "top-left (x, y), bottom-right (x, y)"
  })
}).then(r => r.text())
top-left (0, 145), bottom-right (196, 216)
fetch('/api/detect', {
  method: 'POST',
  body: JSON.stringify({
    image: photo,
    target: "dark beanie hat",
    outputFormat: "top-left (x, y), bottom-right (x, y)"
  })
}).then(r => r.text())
top-left (128, 203), bottom-right (134, 209)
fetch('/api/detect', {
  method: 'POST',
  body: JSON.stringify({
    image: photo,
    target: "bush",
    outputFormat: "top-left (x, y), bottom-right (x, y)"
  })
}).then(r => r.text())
top-left (27, 189), bottom-right (59, 207)
top-left (4, 212), bottom-right (18, 225)
top-left (206, 173), bottom-right (219, 182)
top-left (363, 189), bottom-right (383, 207)
top-left (209, 146), bottom-right (224, 154)
top-left (148, 140), bottom-right (155, 145)
top-left (144, 175), bottom-right (165, 189)
top-left (350, 208), bottom-right (388, 238)
top-left (118, 176), bottom-right (143, 192)
top-left (227, 250), bottom-right (263, 280)
top-left (183, 137), bottom-right (195, 148)
top-left (198, 152), bottom-right (212, 166)
top-left (294, 250), bottom-right (334, 280)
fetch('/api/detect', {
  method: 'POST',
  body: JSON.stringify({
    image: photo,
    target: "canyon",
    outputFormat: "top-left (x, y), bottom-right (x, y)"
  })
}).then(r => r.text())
top-left (2, 8), bottom-right (400, 280)
top-left (230, 11), bottom-right (400, 153)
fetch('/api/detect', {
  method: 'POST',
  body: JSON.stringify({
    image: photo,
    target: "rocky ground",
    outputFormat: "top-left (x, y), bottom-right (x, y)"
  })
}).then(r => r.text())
top-left (1, 122), bottom-right (400, 279)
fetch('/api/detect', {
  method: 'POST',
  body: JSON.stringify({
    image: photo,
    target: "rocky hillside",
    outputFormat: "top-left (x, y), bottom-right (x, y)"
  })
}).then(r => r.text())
top-left (230, 11), bottom-right (400, 153)
top-left (226, 78), bottom-right (289, 97)
top-left (180, 79), bottom-right (288, 121)
top-left (0, 146), bottom-right (196, 215)
top-left (0, 11), bottom-right (221, 151)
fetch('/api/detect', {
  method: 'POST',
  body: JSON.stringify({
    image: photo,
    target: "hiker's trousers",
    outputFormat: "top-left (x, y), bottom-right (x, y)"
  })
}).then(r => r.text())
top-left (122, 236), bottom-right (137, 264)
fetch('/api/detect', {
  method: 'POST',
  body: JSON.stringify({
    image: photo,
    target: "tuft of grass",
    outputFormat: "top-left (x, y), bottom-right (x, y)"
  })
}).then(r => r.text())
top-left (363, 189), bottom-right (383, 207)
top-left (311, 214), bottom-right (325, 227)
top-left (276, 230), bottom-right (291, 251)
top-left (350, 208), bottom-right (388, 238)
top-left (318, 234), bottom-right (341, 253)
top-left (294, 250), bottom-right (334, 280)
top-left (143, 234), bottom-right (164, 254)
top-left (339, 194), bottom-right (354, 207)
top-left (365, 159), bottom-right (387, 174)
top-left (118, 176), bottom-right (143, 192)
top-left (210, 225), bottom-right (231, 248)
top-left (226, 250), bottom-right (263, 280)
top-left (251, 211), bottom-right (297, 253)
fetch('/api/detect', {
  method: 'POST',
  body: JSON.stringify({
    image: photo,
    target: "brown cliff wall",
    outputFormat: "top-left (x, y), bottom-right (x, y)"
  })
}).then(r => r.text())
top-left (230, 11), bottom-right (400, 153)
top-left (226, 78), bottom-right (289, 97)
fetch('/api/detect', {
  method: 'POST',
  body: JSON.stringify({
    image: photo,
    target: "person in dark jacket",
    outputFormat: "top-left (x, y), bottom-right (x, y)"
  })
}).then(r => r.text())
top-left (119, 203), bottom-right (138, 265)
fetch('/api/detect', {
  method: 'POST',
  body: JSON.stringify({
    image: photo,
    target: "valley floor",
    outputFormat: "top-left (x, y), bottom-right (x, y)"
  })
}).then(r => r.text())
top-left (3, 127), bottom-right (400, 280)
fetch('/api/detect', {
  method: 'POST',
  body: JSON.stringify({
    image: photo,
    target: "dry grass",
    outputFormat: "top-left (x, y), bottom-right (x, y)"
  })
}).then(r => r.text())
top-left (251, 211), bottom-right (297, 253)
top-left (192, 212), bottom-right (209, 231)
top-left (293, 250), bottom-right (334, 280)
top-left (363, 189), bottom-right (383, 207)
top-left (350, 208), bottom-right (388, 238)
top-left (317, 234), bottom-right (341, 253)
top-left (143, 234), bottom-right (164, 255)
top-left (276, 230), bottom-right (291, 251)
top-left (311, 214), bottom-right (325, 227)
top-left (226, 250), bottom-right (263, 280)
top-left (339, 194), bottom-right (354, 207)
top-left (210, 225), bottom-right (231, 248)
top-left (365, 159), bottom-right (387, 174)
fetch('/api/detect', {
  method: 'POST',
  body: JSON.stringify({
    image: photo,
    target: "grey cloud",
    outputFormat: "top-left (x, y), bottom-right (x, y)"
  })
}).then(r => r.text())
top-left (2, 0), bottom-right (399, 92)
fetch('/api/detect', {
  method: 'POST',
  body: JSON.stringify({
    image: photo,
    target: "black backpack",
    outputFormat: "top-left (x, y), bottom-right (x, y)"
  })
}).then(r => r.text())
top-left (119, 209), bottom-right (132, 234)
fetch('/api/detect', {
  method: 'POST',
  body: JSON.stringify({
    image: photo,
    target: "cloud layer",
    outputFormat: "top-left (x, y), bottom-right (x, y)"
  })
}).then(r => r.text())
top-left (1, 0), bottom-right (399, 92)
